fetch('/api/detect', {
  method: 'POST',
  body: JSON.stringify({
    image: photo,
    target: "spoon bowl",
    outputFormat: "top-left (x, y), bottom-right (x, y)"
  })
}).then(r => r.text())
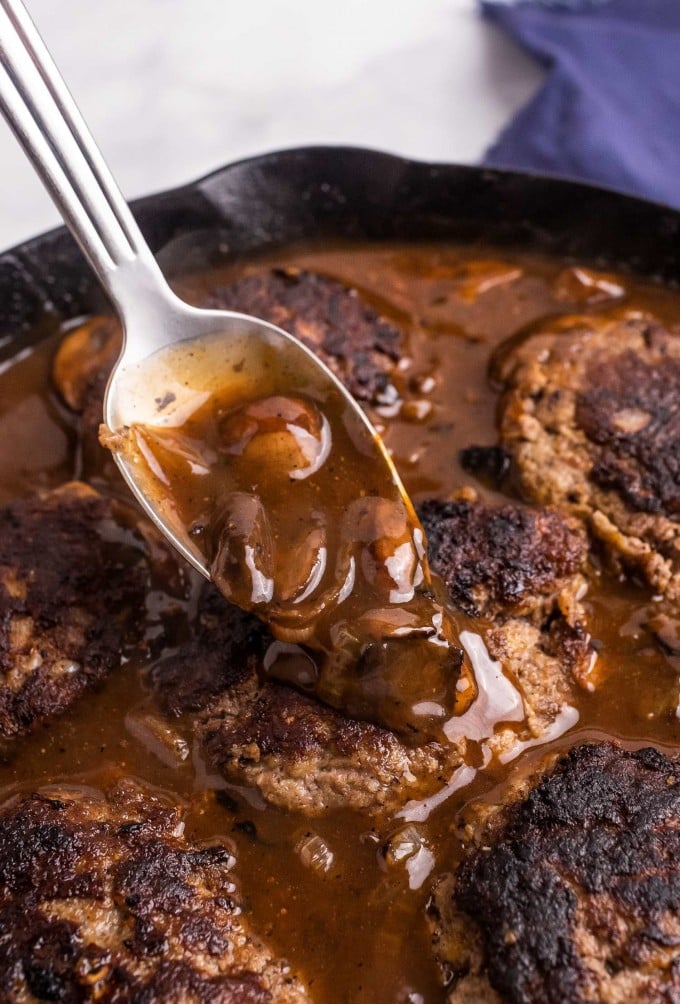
top-left (103, 297), bottom-right (408, 580)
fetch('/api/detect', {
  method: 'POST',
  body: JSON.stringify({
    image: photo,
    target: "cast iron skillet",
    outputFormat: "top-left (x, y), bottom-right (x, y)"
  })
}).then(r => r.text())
top-left (2, 144), bottom-right (680, 350)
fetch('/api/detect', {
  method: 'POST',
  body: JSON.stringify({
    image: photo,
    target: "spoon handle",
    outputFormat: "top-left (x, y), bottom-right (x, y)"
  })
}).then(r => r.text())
top-left (0, 0), bottom-right (165, 308)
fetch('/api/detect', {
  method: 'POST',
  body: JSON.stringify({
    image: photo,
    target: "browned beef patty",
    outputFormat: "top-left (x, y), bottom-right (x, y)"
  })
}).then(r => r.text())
top-left (0, 482), bottom-right (148, 739)
top-left (199, 673), bottom-right (459, 818)
top-left (429, 742), bottom-right (680, 1004)
top-left (420, 496), bottom-right (594, 747)
top-left (153, 591), bottom-right (462, 817)
top-left (418, 497), bottom-right (587, 620)
top-left (206, 268), bottom-right (403, 404)
top-left (153, 493), bottom-right (593, 815)
top-left (495, 311), bottom-right (680, 599)
top-left (0, 779), bottom-right (309, 1002)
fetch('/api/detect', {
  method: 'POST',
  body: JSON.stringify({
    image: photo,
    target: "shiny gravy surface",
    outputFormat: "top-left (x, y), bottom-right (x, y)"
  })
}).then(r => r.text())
top-left (2, 242), bottom-right (680, 1003)
top-left (103, 332), bottom-right (462, 741)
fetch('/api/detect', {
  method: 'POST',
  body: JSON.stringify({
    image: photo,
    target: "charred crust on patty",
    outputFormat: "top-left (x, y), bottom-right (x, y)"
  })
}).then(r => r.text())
top-left (206, 268), bottom-right (403, 404)
top-left (418, 497), bottom-right (587, 620)
top-left (575, 347), bottom-right (680, 516)
top-left (0, 483), bottom-right (149, 739)
top-left (0, 780), bottom-right (309, 1002)
top-left (204, 675), bottom-right (400, 763)
top-left (495, 311), bottom-right (680, 599)
top-left (430, 742), bottom-right (680, 1004)
top-left (419, 494), bottom-right (595, 748)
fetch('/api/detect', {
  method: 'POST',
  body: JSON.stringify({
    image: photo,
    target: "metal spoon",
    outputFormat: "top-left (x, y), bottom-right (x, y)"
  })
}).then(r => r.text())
top-left (0, 0), bottom-right (413, 578)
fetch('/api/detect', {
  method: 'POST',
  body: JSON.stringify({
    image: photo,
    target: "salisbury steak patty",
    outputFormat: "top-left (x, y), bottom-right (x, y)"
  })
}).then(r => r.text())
top-left (152, 587), bottom-right (268, 719)
top-left (418, 496), bottom-right (587, 621)
top-left (154, 491), bottom-right (593, 816)
top-left (429, 742), bottom-right (680, 1004)
top-left (153, 591), bottom-right (462, 817)
top-left (206, 268), bottom-right (403, 405)
top-left (419, 496), bottom-right (594, 744)
top-left (496, 311), bottom-right (680, 599)
top-left (0, 482), bottom-right (147, 739)
top-left (0, 779), bottom-right (309, 1002)
top-left (199, 674), bottom-right (461, 818)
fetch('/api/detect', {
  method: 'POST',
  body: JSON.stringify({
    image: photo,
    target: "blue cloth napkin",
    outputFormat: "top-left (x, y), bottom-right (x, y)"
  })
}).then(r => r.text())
top-left (481, 0), bottom-right (680, 207)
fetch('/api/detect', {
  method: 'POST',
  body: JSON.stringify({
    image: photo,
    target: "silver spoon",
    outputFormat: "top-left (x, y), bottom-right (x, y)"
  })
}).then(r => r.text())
top-left (0, 0), bottom-right (413, 579)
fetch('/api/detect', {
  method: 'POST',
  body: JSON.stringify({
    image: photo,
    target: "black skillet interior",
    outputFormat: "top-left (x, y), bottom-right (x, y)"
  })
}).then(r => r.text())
top-left (2, 145), bottom-right (680, 353)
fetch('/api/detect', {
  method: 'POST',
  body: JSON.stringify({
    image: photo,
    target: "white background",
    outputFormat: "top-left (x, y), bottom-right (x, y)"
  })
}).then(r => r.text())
top-left (0, 0), bottom-right (543, 248)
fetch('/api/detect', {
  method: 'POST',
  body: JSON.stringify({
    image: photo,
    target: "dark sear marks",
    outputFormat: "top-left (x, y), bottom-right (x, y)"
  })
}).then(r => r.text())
top-left (495, 311), bottom-right (680, 600)
top-left (0, 779), bottom-right (309, 1002)
top-left (151, 587), bottom-right (266, 718)
top-left (429, 742), bottom-right (680, 1004)
top-left (206, 268), bottom-right (403, 405)
top-left (417, 497), bottom-right (587, 620)
top-left (0, 482), bottom-right (148, 739)
top-left (200, 673), bottom-right (461, 818)
top-left (420, 496), bottom-right (595, 747)
top-left (575, 344), bottom-right (680, 517)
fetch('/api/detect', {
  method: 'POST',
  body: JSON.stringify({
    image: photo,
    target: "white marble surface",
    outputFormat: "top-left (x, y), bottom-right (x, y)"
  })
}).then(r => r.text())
top-left (0, 0), bottom-right (543, 249)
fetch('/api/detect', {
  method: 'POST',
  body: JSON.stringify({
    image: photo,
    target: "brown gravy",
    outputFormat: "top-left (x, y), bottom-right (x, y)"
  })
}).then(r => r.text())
top-left (103, 332), bottom-right (463, 740)
top-left (1, 242), bottom-right (680, 1003)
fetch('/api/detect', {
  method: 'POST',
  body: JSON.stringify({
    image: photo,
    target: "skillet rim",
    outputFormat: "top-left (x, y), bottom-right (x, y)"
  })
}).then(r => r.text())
top-left (0, 143), bottom-right (679, 343)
